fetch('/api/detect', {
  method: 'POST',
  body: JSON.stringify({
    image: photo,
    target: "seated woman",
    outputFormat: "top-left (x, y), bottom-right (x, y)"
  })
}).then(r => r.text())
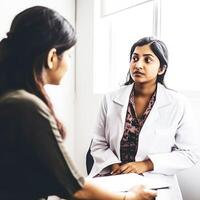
top-left (89, 37), bottom-right (200, 200)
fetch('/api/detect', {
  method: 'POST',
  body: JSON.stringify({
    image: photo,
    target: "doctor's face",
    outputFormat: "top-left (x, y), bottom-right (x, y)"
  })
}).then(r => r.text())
top-left (129, 44), bottom-right (163, 85)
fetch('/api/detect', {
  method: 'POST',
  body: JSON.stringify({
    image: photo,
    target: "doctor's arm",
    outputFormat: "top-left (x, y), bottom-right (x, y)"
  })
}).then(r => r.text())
top-left (90, 95), bottom-right (121, 175)
top-left (148, 97), bottom-right (200, 175)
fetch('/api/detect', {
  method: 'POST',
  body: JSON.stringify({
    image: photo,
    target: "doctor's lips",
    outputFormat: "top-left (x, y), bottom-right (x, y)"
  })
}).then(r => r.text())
top-left (132, 71), bottom-right (145, 76)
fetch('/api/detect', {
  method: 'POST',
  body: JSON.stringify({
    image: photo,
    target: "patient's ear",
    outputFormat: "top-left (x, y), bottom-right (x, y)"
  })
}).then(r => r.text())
top-left (47, 48), bottom-right (58, 70)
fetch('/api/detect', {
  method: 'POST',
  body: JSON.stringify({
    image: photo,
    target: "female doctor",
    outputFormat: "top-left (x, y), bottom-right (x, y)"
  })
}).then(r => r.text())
top-left (89, 37), bottom-right (200, 199)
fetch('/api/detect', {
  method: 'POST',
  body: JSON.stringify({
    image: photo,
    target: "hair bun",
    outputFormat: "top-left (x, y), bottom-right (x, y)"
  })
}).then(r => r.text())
top-left (0, 38), bottom-right (10, 49)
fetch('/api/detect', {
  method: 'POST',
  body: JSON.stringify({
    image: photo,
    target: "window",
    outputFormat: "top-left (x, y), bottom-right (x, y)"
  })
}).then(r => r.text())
top-left (93, 0), bottom-right (161, 93)
top-left (161, 0), bottom-right (200, 91)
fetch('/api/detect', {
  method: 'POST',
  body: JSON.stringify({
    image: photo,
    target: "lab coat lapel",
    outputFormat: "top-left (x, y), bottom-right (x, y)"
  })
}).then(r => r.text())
top-left (137, 84), bottom-right (172, 159)
top-left (112, 84), bottom-right (133, 156)
top-left (112, 84), bottom-right (133, 124)
top-left (141, 83), bottom-right (172, 130)
top-left (112, 83), bottom-right (171, 131)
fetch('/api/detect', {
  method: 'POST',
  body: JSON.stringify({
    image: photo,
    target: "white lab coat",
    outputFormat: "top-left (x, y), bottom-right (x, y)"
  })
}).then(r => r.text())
top-left (90, 83), bottom-right (200, 200)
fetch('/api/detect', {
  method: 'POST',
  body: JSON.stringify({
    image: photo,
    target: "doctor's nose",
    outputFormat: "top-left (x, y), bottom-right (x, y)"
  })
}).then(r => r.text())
top-left (135, 61), bottom-right (143, 69)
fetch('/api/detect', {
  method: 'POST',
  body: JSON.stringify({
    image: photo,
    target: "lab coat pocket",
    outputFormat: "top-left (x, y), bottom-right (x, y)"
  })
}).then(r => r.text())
top-left (151, 128), bottom-right (175, 153)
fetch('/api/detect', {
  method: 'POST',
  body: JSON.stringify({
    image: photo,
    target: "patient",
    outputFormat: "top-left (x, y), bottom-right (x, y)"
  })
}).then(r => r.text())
top-left (89, 37), bottom-right (200, 200)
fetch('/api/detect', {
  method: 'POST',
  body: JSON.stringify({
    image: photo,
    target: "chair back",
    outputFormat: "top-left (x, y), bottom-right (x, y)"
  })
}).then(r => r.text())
top-left (86, 140), bottom-right (94, 175)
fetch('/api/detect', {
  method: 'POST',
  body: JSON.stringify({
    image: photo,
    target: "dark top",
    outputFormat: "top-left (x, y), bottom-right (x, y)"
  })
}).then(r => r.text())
top-left (0, 90), bottom-right (84, 200)
top-left (120, 89), bottom-right (156, 163)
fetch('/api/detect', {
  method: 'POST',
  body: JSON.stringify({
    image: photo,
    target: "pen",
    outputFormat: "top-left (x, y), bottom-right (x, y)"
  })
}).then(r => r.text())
top-left (121, 186), bottom-right (170, 193)
top-left (150, 186), bottom-right (170, 190)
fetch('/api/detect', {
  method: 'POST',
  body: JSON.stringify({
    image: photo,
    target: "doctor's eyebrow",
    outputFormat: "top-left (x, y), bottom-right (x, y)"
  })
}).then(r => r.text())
top-left (132, 53), bottom-right (154, 58)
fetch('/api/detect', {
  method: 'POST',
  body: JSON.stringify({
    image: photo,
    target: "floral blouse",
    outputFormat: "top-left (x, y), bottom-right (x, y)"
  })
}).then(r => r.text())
top-left (120, 88), bottom-right (156, 163)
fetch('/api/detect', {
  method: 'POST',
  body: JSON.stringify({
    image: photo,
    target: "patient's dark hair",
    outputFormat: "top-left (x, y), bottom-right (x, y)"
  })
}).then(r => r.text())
top-left (125, 37), bottom-right (168, 86)
top-left (0, 6), bottom-right (77, 138)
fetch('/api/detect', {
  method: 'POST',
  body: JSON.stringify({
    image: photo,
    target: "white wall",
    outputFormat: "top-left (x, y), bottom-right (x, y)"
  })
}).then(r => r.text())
top-left (0, 0), bottom-right (76, 157)
top-left (74, 0), bottom-right (102, 174)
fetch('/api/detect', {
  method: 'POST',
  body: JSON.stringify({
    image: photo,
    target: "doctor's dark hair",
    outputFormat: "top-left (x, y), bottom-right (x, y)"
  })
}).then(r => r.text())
top-left (0, 6), bottom-right (77, 138)
top-left (125, 37), bottom-right (168, 86)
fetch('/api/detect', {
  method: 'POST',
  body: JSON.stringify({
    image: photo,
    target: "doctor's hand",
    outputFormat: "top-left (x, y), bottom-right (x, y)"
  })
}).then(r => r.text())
top-left (111, 159), bottom-right (153, 175)
top-left (127, 185), bottom-right (157, 200)
top-left (110, 163), bottom-right (121, 175)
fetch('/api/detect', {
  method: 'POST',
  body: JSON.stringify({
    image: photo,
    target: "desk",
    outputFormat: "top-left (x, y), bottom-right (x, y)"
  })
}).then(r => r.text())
top-left (87, 173), bottom-right (181, 200)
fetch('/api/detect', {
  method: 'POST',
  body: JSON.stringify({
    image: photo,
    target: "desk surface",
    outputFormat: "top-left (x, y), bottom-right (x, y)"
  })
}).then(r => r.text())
top-left (87, 173), bottom-right (170, 192)
top-left (87, 173), bottom-right (175, 200)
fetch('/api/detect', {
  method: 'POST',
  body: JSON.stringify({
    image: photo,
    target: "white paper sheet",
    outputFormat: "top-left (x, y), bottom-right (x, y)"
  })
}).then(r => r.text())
top-left (86, 173), bottom-right (171, 192)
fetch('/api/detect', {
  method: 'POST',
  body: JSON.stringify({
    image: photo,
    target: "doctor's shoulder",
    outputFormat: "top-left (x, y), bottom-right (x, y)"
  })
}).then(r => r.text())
top-left (164, 87), bottom-right (193, 110)
top-left (103, 84), bottom-right (133, 101)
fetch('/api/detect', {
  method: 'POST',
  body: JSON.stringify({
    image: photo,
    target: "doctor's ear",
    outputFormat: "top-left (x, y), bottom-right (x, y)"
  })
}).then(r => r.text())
top-left (158, 65), bottom-right (166, 75)
top-left (46, 48), bottom-right (58, 70)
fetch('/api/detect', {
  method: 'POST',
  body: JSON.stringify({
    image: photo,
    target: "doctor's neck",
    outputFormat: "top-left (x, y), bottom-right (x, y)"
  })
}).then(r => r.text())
top-left (134, 82), bottom-right (157, 97)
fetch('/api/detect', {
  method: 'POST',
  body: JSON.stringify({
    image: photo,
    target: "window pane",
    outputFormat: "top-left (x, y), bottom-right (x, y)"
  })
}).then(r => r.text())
top-left (161, 0), bottom-right (200, 91)
top-left (93, 0), bottom-right (156, 93)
